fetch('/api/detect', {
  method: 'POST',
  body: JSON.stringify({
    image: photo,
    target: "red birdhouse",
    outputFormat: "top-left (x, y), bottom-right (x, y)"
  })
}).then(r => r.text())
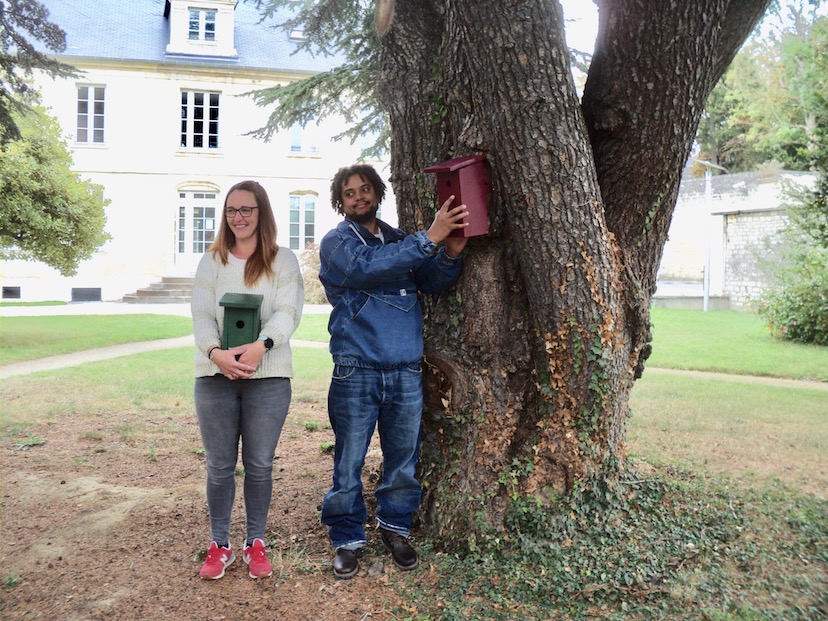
top-left (424, 154), bottom-right (491, 237)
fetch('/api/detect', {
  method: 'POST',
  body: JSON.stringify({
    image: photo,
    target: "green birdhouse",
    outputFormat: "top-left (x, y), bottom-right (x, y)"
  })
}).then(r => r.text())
top-left (219, 293), bottom-right (263, 349)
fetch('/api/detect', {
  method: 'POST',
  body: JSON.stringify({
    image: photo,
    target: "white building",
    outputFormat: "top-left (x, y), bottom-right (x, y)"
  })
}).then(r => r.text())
top-left (659, 169), bottom-right (816, 309)
top-left (1, 0), bottom-right (394, 303)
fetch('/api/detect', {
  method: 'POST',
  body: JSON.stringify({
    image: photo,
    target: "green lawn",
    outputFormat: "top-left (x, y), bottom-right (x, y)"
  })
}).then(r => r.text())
top-left (648, 308), bottom-right (828, 381)
top-left (0, 315), bottom-right (193, 364)
top-left (0, 312), bottom-right (329, 365)
top-left (4, 308), bottom-right (825, 381)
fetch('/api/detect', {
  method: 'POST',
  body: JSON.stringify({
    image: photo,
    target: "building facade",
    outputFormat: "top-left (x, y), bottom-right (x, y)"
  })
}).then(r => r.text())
top-left (661, 169), bottom-right (815, 309)
top-left (1, 0), bottom-right (393, 302)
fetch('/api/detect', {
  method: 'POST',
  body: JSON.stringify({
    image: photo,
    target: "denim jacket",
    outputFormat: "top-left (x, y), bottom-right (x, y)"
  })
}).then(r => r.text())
top-left (319, 218), bottom-right (463, 369)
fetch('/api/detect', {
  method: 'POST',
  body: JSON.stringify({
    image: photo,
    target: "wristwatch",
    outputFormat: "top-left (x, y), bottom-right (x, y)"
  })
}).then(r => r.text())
top-left (259, 335), bottom-right (274, 350)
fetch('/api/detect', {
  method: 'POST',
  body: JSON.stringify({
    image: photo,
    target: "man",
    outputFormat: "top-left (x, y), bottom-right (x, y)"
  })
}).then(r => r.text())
top-left (318, 163), bottom-right (469, 578)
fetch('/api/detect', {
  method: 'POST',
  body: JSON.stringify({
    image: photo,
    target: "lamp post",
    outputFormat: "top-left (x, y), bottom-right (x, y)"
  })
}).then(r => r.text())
top-left (695, 159), bottom-right (728, 312)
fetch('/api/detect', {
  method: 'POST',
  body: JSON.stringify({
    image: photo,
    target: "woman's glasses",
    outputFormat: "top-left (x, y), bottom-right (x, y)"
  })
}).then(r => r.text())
top-left (225, 206), bottom-right (258, 218)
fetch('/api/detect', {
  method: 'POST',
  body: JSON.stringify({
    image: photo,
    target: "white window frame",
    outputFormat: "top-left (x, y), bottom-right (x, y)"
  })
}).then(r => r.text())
top-left (188, 8), bottom-right (217, 42)
top-left (178, 190), bottom-right (218, 255)
top-left (180, 90), bottom-right (220, 149)
top-left (76, 85), bottom-right (105, 144)
top-left (289, 192), bottom-right (317, 250)
top-left (289, 123), bottom-right (320, 156)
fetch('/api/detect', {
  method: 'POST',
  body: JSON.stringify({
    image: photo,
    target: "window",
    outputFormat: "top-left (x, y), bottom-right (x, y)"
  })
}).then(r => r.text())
top-left (289, 193), bottom-right (316, 250)
top-left (188, 8), bottom-right (216, 41)
top-left (289, 123), bottom-right (319, 155)
top-left (178, 191), bottom-right (217, 253)
top-left (181, 91), bottom-right (220, 149)
top-left (76, 86), bottom-right (105, 143)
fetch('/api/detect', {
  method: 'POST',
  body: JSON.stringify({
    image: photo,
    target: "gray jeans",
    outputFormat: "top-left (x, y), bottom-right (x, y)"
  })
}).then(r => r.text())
top-left (194, 375), bottom-right (291, 547)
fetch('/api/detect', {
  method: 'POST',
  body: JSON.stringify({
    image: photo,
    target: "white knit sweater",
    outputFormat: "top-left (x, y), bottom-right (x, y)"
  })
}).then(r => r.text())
top-left (191, 248), bottom-right (304, 379)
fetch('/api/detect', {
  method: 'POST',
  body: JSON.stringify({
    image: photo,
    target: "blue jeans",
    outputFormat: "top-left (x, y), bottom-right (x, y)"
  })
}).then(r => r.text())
top-left (195, 375), bottom-right (291, 547)
top-left (321, 364), bottom-right (423, 550)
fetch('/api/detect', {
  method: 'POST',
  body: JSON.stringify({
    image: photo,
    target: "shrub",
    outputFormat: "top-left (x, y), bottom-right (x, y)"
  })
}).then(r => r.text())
top-left (759, 251), bottom-right (828, 345)
top-left (298, 244), bottom-right (328, 304)
top-left (759, 173), bottom-right (828, 346)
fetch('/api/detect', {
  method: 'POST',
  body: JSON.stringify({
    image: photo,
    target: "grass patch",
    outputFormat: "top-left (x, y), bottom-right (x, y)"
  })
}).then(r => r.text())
top-left (0, 301), bottom-right (67, 307)
top-left (11, 432), bottom-right (45, 451)
top-left (649, 309), bottom-right (828, 381)
top-left (629, 373), bottom-right (827, 494)
top-left (293, 313), bottom-right (330, 342)
top-left (0, 312), bottom-right (332, 365)
top-left (1, 308), bottom-right (825, 619)
top-left (291, 347), bottom-right (331, 404)
top-left (0, 315), bottom-right (193, 364)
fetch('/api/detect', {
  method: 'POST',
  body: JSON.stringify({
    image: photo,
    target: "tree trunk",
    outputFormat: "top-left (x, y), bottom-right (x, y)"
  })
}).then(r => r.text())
top-left (377, 0), bottom-right (769, 544)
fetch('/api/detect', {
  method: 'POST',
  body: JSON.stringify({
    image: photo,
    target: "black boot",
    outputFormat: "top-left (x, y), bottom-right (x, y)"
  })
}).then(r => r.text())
top-left (379, 528), bottom-right (418, 570)
top-left (332, 548), bottom-right (360, 579)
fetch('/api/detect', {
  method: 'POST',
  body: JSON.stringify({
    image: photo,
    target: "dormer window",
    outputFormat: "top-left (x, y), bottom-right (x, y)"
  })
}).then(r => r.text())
top-left (189, 9), bottom-right (217, 41)
top-left (165, 0), bottom-right (238, 59)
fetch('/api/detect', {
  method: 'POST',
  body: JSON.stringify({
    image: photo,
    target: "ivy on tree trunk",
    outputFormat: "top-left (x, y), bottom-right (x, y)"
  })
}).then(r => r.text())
top-left (375, 0), bottom-right (770, 543)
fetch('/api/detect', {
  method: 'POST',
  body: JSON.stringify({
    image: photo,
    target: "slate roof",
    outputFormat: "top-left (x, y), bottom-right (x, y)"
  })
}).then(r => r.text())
top-left (38, 0), bottom-right (341, 74)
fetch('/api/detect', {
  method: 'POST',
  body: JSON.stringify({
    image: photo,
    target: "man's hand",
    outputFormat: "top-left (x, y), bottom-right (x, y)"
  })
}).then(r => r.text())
top-left (426, 195), bottom-right (469, 245)
top-left (444, 235), bottom-right (468, 258)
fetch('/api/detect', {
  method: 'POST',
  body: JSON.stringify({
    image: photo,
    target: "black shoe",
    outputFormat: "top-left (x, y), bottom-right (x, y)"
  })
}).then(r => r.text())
top-left (332, 548), bottom-right (359, 579)
top-left (379, 528), bottom-right (418, 570)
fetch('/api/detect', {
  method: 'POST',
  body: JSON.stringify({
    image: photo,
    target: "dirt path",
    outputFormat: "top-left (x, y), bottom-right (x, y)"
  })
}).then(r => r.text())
top-left (0, 384), bottom-right (410, 621)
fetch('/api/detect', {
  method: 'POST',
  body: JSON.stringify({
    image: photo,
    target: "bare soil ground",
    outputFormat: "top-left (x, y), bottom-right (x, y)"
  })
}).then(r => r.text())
top-left (0, 399), bottom-right (418, 621)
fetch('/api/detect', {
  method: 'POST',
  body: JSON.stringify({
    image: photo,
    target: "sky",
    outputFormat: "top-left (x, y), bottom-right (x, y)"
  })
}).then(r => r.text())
top-left (559, 0), bottom-right (599, 54)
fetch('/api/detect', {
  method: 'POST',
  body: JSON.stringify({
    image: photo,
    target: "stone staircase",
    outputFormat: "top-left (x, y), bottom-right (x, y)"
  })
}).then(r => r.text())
top-left (122, 276), bottom-right (194, 304)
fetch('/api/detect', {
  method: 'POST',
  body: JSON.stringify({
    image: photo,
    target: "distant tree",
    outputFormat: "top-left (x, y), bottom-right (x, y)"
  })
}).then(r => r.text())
top-left (699, 0), bottom-right (828, 172)
top-left (0, 103), bottom-right (110, 276)
top-left (0, 0), bottom-right (77, 143)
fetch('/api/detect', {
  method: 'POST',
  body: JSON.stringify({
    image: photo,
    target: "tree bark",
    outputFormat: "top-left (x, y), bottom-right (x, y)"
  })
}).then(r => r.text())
top-left (378, 0), bottom-right (770, 544)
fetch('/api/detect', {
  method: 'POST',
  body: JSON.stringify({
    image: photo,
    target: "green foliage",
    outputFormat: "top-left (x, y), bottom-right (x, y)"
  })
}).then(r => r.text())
top-left (248, 0), bottom-right (387, 159)
top-left (402, 470), bottom-right (827, 620)
top-left (11, 431), bottom-right (44, 450)
top-left (698, 4), bottom-right (828, 172)
top-left (3, 572), bottom-right (21, 588)
top-left (0, 103), bottom-right (110, 276)
top-left (759, 174), bottom-right (828, 345)
top-left (0, 0), bottom-right (78, 142)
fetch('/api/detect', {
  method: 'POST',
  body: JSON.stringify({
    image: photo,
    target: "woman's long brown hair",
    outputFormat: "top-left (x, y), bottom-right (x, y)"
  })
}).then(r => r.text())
top-left (210, 180), bottom-right (279, 287)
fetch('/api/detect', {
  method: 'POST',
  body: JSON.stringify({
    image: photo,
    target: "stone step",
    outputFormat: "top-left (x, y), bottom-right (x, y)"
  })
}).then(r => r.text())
top-left (122, 294), bottom-right (191, 304)
top-left (133, 287), bottom-right (193, 297)
top-left (123, 276), bottom-right (194, 304)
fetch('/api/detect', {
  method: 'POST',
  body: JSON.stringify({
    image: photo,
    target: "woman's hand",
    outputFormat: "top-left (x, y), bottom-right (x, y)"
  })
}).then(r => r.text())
top-left (211, 346), bottom-right (258, 380)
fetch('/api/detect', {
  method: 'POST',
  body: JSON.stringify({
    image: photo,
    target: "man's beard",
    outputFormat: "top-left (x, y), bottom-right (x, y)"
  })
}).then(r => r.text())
top-left (349, 205), bottom-right (379, 225)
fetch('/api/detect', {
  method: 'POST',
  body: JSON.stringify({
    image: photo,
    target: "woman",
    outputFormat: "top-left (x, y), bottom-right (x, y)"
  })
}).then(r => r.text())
top-left (191, 180), bottom-right (304, 579)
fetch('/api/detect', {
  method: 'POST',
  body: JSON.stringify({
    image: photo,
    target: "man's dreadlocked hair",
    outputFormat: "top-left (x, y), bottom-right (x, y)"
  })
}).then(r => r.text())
top-left (329, 164), bottom-right (387, 215)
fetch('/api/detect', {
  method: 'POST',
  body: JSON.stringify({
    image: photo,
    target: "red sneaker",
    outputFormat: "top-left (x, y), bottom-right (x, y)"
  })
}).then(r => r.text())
top-left (243, 538), bottom-right (273, 579)
top-left (199, 542), bottom-right (235, 580)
